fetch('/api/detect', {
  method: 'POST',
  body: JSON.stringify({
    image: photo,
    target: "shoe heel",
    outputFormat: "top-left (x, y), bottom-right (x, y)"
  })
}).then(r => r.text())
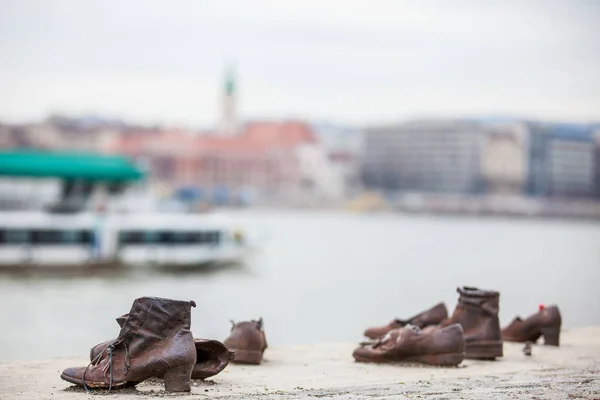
top-left (541, 326), bottom-right (560, 346)
top-left (465, 340), bottom-right (503, 360)
top-left (163, 364), bottom-right (193, 392)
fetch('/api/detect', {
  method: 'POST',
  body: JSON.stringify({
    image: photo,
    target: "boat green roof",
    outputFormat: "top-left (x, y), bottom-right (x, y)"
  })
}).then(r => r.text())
top-left (0, 151), bottom-right (145, 182)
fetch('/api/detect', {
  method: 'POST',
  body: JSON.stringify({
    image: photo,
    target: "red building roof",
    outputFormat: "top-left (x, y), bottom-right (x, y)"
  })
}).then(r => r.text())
top-left (244, 121), bottom-right (316, 146)
top-left (105, 120), bottom-right (317, 157)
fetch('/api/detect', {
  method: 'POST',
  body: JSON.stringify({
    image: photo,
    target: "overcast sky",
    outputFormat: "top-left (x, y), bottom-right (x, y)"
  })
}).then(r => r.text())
top-left (1, 0), bottom-right (599, 127)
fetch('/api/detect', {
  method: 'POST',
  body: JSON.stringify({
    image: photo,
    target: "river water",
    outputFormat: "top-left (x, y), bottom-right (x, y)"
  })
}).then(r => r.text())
top-left (1, 210), bottom-right (599, 362)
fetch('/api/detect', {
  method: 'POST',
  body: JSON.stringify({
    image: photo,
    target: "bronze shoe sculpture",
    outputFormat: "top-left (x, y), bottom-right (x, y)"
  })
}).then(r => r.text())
top-left (90, 314), bottom-right (235, 379)
top-left (61, 297), bottom-right (197, 392)
top-left (224, 318), bottom-right (267, 365)
top-left (353, 323), bottom-right (465, 366)
top-left (364, 302), bottom-right (448, 339)
top-left (502, 305), bottom-right (562, 346)
top-left (441, 286), bottom-right (503, 360)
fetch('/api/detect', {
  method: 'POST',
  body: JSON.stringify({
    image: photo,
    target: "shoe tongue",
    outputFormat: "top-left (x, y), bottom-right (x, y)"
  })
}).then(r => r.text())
top-left (376, 330), bottom-right (398, 347)
top-left (394, 325), bottom-right (420, 345)
top-left (403, 324), bottom-right (422, 337)
top-left (394, 325), bottom-right (420, 339)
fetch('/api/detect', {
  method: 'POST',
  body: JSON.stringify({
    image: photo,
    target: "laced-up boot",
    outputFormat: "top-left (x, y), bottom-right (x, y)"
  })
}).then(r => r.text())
top-left (61, 297), bottom-right (197, 392)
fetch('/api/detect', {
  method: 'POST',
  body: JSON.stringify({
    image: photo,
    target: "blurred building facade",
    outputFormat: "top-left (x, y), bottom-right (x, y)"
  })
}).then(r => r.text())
top-left (0, 66), bottom-right (351, 209)
top-left (311, 123), bottom-right (364, 198)
top-left (596, 130), bottom-right (600, 197)
top-left (527, 123), bottom-right (598, 199)
top-left (0, 116), bottom-right (348, 209)
top-left (361, 119), bottom-right (600, 202)
top-left (0, 116), bottom-right (122, 152)
top-left (481, 123), bottom-right (528, 195)
top-left (3, 107), bottom-right (600, 213)
top-left (362, 120), bottom-right (486, 194)
top-left (103, 120), bottom-right (344, 206)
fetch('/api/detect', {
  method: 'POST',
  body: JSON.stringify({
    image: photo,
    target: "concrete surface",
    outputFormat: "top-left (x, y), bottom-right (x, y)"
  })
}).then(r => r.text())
top-left (1, 326), bottom-right (599, 399)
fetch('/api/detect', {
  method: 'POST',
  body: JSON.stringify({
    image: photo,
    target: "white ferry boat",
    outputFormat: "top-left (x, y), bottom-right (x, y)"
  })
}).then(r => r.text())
top-left (114, 213), bottom-right (248, 269)
top-left (0, 150), bottom-right (257, 273)
top-left (0, 211), bottom-right (250, 272)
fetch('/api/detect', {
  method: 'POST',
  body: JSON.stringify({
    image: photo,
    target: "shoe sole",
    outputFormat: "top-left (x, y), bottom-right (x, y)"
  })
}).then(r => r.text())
top-left (354, 352), bottom-right (464, 366)
top-left (60, 364), bottom-right (193, 392)
top-left (403, 352), bottom-right (464, 366)
top-left (230, 349), bottom-right (263, 364)
top-left (60, 373), bottom-right (136, 389)
top-left (465, 340), bottom-right (503, 360)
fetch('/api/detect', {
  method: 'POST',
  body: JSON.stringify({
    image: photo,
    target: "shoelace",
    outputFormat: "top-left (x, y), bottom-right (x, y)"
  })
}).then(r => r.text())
top-left (359, 324), bottom-right (422, 348)
top-left (359, 332), bottom-right (392, 348)
top-left (82, 340), bottom-right (129, 393)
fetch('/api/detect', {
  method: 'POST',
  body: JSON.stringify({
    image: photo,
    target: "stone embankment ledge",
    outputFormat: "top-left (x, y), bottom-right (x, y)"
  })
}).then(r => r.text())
top-left (1, 327), bottom-right (599, 400)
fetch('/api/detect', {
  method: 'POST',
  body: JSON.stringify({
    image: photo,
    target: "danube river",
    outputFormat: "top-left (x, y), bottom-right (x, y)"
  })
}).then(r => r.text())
top-left (1, 210), bottom-right (599, 361)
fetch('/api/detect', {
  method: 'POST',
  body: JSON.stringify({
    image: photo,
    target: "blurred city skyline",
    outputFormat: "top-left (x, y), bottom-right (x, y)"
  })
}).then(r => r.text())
top-left (1, 0), bottom-right (599, 128)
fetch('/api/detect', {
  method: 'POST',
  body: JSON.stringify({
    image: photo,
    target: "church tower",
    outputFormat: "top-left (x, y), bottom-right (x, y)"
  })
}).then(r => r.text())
top-left (218, 67), bottom-right (238, 135)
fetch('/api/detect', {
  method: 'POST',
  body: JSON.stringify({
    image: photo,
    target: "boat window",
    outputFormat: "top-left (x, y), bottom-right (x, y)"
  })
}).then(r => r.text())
top-left (188, 231), bottom-right (220, 245)
top-left (166, 232), bottom-right (196, 244)
top-left (119, 231), bottom-right (144, 245)
top-left (163, 231), bottom-right (208, 245)
top-left (207, 231), bottom-right (221, 245)
top-left (62, 230), bottom-right (81, 244)
top-left (188, 232), bottom-right (203, 243)
top-left (81, 231), bottom-right (93, 244)
top-left (166, 232), bottom-right (189, 244)
top-left (33, 230), bottom-right (56, 244)
top-left (119, 231), bottom-right (132, 244)
top-left (119, 231), bottom-right (165, 245)
top-left (30, 229), bottom-right (92, 245)
top-left (143, 232), bottom-right (161, 244)
top-left (117, 230), bottom-right (221, 245)
top-left (0, 229), bottom-right (31, 244)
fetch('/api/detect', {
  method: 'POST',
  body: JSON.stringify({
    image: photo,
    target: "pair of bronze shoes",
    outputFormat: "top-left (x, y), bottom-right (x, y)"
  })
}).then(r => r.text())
top-left (356, 287), bottom-right (503, 364)
top-left (356, 287), bottom-right (562, 366)
top-left (60, 297), bottom-right (268, 393)
top-left (355, 300), bottom-right (466, 366)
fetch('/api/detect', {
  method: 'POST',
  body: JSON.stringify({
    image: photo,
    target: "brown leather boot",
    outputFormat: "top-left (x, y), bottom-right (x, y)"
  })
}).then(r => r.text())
top-left (90, 314), bottom-right (235, 379)
top-left (61, 297), bottom-right (197, 392)
top-left (224, 318), bottom-right (267, 365)
top-left (353, 323), bottom-right (465, 366)
top-left (442, 287), bottom-right (503, 360)
top-left (502, 305), bottom-right (562, 346)
top-left (364, 302), bottom-right (448, 339)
